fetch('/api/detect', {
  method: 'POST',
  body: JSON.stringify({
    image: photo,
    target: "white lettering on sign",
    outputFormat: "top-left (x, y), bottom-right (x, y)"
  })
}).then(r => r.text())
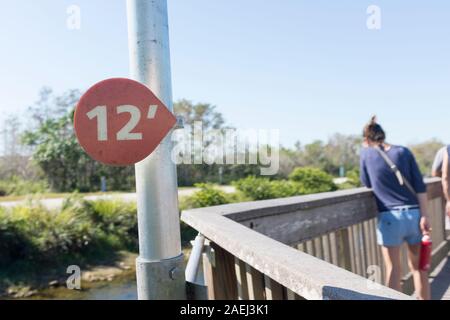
top-left (117, 105), bottom-right (143, 141)
top-left (148, 105), bottom-right (158, 119)
top-left (87, 105), bottom-right (158, 142)
top-left (87, 106), bottom-right (108, 141)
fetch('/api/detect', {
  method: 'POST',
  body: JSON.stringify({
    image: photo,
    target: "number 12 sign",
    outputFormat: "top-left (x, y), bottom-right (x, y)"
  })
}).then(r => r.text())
top-left (74, 78), bottom-right (177, 166)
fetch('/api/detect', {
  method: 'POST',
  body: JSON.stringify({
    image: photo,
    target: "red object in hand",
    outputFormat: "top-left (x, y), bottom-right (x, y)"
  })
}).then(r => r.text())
top-left (419, 235), bottom-right (433, 272)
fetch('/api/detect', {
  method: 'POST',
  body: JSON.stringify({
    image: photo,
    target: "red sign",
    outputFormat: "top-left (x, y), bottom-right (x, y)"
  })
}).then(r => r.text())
top-left (74, 78), bottom-right (177, 166)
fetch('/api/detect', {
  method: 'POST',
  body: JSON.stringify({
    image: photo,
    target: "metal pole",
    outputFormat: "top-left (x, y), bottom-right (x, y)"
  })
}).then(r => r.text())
top-left (185, 234), bottom-right (205, 284)
top-left (126, 0), bottom-right (186, 300)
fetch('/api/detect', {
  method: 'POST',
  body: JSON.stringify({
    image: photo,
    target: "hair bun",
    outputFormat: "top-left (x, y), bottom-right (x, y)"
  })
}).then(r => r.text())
top-left (363, 115), bottom-right (386, 143)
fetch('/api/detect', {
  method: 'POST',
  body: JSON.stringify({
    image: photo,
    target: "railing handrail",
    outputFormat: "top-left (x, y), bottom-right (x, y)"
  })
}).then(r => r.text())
top-left (181, 180), bottom-right (446, 300)
top-left (182, 204), bottom-right (412, 300)
top-left (184, 178), bottom-right (442, 246)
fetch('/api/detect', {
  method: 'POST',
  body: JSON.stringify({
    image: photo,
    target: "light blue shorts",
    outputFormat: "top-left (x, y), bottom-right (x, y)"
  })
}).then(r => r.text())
top-left (377, 208), bottom-right (422, 247)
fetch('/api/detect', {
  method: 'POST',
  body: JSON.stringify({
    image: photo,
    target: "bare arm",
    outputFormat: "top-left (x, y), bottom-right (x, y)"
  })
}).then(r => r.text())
top-left (417, 192), bottom-right (432, 235)
top-left (417, 193), bottom-right (429, 218)
top-left (442, 151), bottom-right (450, 217)
top-left (443, 151), bottom-right (450, 201)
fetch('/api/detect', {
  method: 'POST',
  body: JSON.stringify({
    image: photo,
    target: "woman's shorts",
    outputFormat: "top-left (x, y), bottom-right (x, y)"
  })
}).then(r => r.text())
top-left (377, 208), bottom-right (422, 247)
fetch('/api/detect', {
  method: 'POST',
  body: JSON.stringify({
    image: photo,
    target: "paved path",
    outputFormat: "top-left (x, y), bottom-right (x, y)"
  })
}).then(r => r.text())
top-left (0, 186), bottom-right (236, 210)
top-left (430, 253), bottom-right (450, 300)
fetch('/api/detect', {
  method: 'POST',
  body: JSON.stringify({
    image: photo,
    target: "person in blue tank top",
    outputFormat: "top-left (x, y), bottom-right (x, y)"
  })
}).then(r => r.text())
top-left (360, 116), bottom-right (431, 300)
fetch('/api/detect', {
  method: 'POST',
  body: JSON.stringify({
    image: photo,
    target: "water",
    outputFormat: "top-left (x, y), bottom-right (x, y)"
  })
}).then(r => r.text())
top-left (83, 281), bottom-right (137, 300)
top-left (32, 277), bottom-right (138, 300)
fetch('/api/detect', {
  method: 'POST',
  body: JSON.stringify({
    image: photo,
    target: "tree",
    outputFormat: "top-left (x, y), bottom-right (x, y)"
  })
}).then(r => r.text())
top-left (0, 116), bottom-right (40, 181)
top-left (173, 100), bottom-right (262, 186)
top-left (278, 135), bottom-right (362, 179)
top-left (22, 89), bottom-right (135, 192)
top-left (174, 99), bottom-right (225, 130)
top-left (409, 139), bottom-right (445, 176)
top-left (323, 134), bottom-right (362, 176)
top-left (27, 87), bottom-right (81, 129)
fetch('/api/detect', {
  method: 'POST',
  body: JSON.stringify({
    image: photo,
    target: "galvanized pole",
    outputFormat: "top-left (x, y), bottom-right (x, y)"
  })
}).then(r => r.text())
top-left (126, 0), bottom-right (186, 300)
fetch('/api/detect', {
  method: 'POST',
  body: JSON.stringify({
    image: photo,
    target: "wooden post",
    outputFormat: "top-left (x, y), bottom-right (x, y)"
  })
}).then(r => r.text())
top-left (246, 265), bottom-right (265, 300)
top-left (314, 237), bottom-right (324, 260)
top-left (210, 243), bottom-right (238, 300)
top-left (322, 234), bottom-right (332, 263)
top-left (264, 276), bottom-right (284, 300)
top-left (336, 228), bottom-right (352, 271)
top-left (235, 258), bottom-right (249, 300)
top-left (329, 232), bottom-right (339, 266)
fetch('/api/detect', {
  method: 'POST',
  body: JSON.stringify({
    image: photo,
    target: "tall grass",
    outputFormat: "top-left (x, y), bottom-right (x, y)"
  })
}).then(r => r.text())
top-left (0, 177), bottom-right (49, 197)
top-left (0, 196), bottom-right (138, 270)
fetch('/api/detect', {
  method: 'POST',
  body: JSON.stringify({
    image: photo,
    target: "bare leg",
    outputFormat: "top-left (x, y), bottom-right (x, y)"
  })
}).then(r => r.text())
top-left (381, 246), bottom-right (402, 292)
top-left (407, 244), bottom-right (431, 300)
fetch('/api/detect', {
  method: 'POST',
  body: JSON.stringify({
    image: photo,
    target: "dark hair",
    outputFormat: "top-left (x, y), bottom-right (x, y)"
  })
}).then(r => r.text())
top-left (363, 116), bottom-right (386, 143)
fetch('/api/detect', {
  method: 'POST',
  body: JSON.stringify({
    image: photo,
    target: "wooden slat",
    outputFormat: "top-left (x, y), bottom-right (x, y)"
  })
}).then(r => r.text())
top-left (246, 265), bottom-right (265, 300)
top-left (362, 221), bottom-right (371, 270)
top-left (210, 243), bottom-right (238, 300)
top-left (347, 226), bottom-right (357, 273)
top-left (430, 198), bottom-right (445, 247)
top-left (358, 223), bottom-right (368, 277)
top-left (353, 225), bottom-right (363, 276)
top-left (322, 234), bottom-right (331, 263)
top-left (427, 179), bottom-right (443, 200)
top-left (367, 219), bottom-right (378, 272)
top-left (235, 258), bottom-right (249, 300)
top-left (377, 242), bottom-right (386, 284)
top-left (314, 237), bottom-right (323, 260)
top-left (264, 276), bottom-right (284, 300)
top-left (306, 240), bottom-right (315, 256)
top-left (366, 219), bottom-right (383, 285)
top-left (371, 218), bottom-right (385, 285)
top-left (336, 228), bottom-right (352, 271)
top-left (329, 232), bottom-right (339, 266)
top-left (297, 242), bottom-right (306, 252)
top-left (285, 289), bottom-right (304, 300)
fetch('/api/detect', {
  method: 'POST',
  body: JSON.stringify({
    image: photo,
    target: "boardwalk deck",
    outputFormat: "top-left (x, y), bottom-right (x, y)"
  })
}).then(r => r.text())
top-left (431, 254), bottom-right (450, 300)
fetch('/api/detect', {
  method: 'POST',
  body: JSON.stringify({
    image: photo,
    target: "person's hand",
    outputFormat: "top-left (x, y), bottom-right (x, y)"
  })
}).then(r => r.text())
top-left (420, 216), bottom-right (431, 236)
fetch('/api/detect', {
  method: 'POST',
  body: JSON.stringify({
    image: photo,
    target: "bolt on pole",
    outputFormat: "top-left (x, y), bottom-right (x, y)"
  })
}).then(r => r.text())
top-left (126, 0), bottom-right (186, 300)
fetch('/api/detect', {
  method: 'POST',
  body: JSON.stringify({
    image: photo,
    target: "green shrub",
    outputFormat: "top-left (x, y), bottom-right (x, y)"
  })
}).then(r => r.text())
top-left (289, 167), bottom-right (337, 194)
top-left (0, 196), bottom-right (140, 269)
top-left (233, 176), bottom-right (302, 201)
top-left (224, 191), bottom-right (253, 204)
top-left (346, 169), bottom-right (362, 187)
top-left (0, 177), bottom-right (49, 196)
top-left (233, 177), bottom-right (275, 201)
top-left (182, 184), bottom-right (230, 209)
top-left (0, 207), bottom-right (33, 267)
top-left (178, 184), bottom-right (233, 245)
top-left (84, 199), bottom-right (138, 251)
top-left (0, 202), bottom-right (97, 266)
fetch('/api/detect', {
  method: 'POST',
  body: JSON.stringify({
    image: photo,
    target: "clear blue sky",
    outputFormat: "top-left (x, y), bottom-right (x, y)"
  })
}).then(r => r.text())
top-left (1, 0), bottom-right (450, 148)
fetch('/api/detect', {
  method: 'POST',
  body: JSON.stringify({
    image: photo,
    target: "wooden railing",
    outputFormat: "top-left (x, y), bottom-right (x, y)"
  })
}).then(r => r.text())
top-left (181, 178), bottom-right (449, 300)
